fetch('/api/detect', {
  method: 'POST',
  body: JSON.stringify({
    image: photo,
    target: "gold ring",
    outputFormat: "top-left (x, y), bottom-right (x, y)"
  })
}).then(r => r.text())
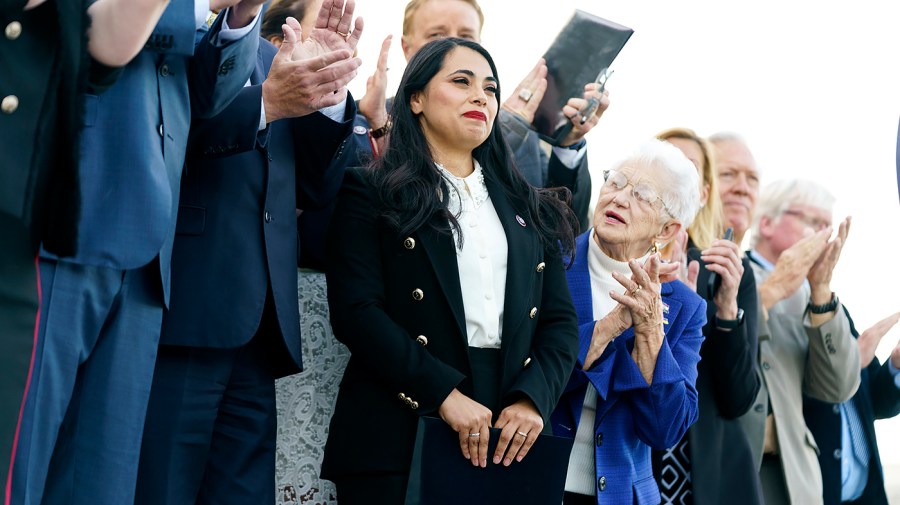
top-left (516, 431), bottom-right (527, 438)
top-left (336, 30), bottom-right (349, 37)
top-left (631, 285), bottom-right (642, 296)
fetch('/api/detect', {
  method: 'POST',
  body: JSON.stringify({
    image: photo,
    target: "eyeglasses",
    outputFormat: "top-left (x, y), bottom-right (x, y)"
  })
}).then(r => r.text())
top-left (602, 170), bottom-right (672, 215)
top-left (781, 209), bottom-right (830, 231)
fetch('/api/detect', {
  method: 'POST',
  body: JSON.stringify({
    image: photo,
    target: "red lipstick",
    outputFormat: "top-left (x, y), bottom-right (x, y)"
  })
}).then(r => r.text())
top-left (463, 111), bottom-right (487, 121)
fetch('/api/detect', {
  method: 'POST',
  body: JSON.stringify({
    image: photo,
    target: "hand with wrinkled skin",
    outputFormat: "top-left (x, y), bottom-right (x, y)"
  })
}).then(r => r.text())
top-left (261, 20), bottom-right (361, 123)
top-left (858, 311), bottom-right (900, 368)
top-left (438, 388), bottom-right (492, 468)
top-left (807, 216), bottom-right (851, 304)
top-left (583, 304), bottom-right (630, 370)
top-left (610, 255), bottom-right (665, 385)
top-left (293, 0), bottom-right (364, 62)
top-left (758, 227), bottom-right (831, 311)
top-left (492, 398), bottom-right (543, 467)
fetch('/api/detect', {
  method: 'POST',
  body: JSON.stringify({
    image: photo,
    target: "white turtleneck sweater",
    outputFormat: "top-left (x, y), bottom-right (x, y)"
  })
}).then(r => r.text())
top-left (565, 231), bottom-right (649, 495)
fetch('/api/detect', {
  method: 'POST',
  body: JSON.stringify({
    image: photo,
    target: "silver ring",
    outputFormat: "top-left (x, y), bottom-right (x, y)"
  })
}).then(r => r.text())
top-left (518, 88), bottom-right (533, 103)
top-left (516, 431), bottom-right (527, 438)
top-left (468, 432), bottom-right (480, 438)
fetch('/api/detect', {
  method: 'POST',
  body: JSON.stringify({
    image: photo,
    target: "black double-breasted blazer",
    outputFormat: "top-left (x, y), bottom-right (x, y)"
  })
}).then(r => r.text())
top-left (321, 167), bottom-right (579, 479)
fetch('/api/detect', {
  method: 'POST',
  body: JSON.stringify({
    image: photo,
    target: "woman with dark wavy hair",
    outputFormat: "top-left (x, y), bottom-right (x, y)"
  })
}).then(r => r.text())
top-left (321, 37), bottom-right (579, 503)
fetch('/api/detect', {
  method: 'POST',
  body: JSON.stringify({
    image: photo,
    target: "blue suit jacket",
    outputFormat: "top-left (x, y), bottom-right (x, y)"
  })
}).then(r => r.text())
top-left (45, 0), bottom-right (259, 304)
top-left (551, 230), bottom-right (706, 504)
top-left (161, 40), bottom-right (355, 376)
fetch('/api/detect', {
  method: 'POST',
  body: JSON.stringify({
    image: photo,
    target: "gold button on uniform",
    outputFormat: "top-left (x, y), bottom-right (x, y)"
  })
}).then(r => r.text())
top-left (398, 393), bottom-right (407, 401)
top-left (416, 335), bottom-right (428, 346)
top-left (412, 288), bottom-right (424, 301)
top-left (536, 262), bottom-right (546, 273)
top-left (410, 401), bottom-right (419, 410)
top-left (403, 237), bottom-right (416, 250)
top-left (1, 95), bottom-right (18, 114)
top-left (5, 21), bottom-right (22, 40)
top-left (529, 307), bottom-right (538, 319)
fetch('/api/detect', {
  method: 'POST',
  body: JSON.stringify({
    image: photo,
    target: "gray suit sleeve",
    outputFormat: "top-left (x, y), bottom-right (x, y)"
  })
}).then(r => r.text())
top-left (802, 304), bottom-right (861, 403)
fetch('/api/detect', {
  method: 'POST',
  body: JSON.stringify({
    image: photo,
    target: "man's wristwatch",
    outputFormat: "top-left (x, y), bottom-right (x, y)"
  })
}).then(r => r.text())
top-left (808, 292), bottom-right (839, 314)
top-left (715, 308), bottom-right (745, 330)
top-left (369, 118), bottom-right (392, 139)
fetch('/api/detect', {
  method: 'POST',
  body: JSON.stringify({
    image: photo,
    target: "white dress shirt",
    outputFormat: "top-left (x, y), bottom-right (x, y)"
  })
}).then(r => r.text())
top-left (437, 160), bottom-right (507, 349)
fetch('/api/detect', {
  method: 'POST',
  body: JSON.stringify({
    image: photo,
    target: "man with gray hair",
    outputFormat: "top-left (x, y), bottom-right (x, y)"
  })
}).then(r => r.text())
top-left (738, 176), bottom-right (859, 505)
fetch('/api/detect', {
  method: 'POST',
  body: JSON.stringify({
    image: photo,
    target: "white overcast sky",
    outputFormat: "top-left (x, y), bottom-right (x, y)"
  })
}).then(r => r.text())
top-left (344, 0), bottom-right (900, 468)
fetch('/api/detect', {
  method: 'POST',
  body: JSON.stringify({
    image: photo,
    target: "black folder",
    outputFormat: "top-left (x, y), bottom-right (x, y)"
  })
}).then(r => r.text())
top-left (404, 416), bottom-right (574, 505)
top-left (532, 10), bottom-right (634, 145)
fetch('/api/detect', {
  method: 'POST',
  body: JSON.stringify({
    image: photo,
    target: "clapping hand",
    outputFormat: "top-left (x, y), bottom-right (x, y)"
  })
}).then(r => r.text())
top-left (858, 311), bottom-right (900, 368)
top-left (358, 34), bottom-right (393, 135)
top-left (758, 227), bottom-right (831, 310)
top-left (261, 17), bottom-right (361, 122)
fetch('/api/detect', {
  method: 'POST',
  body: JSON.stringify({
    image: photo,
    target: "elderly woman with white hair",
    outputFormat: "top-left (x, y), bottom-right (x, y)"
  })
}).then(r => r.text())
top-left (551, 139), bottom-right (708, 505)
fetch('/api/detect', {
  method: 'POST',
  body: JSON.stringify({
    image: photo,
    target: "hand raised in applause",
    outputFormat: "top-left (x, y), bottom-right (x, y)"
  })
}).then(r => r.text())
top-left (757, 227), bottom-right (831, 311)
top-left (858, 311), bottom-right (900, 368)
top-left (611, 255), bottom-right (665, 385)
top-left (358, 35), bottom-right (392, 129)
top-left (294, 0), bottom-right (364, 62)
top-left (261, 18), bottom-right (361, 123)
top-left (807, 216), bottom-right (850, 303)
top-left (583, 304), bottom-right (630, 371)
top-left (438, 388), bottom-right (492, 468)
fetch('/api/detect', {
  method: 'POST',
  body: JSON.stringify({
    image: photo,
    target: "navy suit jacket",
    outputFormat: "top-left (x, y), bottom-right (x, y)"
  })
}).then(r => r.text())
top-left (551, 230), bottom-right (706, 505)
top-left (803, 308), bottom-right (900, 505)
top-left (43, 0), bottom-right (259, 304)
top-left (161, 39), bottom-right (354, 376)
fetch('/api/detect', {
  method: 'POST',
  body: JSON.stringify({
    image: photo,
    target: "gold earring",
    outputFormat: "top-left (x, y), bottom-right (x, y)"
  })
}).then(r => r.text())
top-left (650, 241), bottom-right (660, 254)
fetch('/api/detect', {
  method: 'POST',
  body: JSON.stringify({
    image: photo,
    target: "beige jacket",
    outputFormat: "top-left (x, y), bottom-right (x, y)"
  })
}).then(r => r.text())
top-left (738, 257), bottom-right (860, 505)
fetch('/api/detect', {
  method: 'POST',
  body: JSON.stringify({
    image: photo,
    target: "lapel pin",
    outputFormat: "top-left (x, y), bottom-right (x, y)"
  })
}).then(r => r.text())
top-left (663, 317), bottom-right (669, 325)
top-left (515, 214), bottom-right (526, 227)
top-left (353, 125), bottom-right (367, 135)
top-left (662, 302), bottom-right (669, 314)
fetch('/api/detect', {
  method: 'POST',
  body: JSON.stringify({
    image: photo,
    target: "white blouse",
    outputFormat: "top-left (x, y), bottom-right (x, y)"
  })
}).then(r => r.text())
top-left (437, 160), bottom-right (508, 349)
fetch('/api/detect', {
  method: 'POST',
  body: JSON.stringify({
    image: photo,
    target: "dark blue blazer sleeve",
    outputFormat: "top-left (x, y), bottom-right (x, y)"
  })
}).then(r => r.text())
top-left (698, 254), bottom-right (761, 419)
top-left (869, 358), bottom-right (900, 420)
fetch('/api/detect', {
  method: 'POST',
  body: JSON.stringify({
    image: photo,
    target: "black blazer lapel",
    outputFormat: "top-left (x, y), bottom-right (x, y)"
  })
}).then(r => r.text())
top-left (416, 217), bottom-right (468, 345)
top-left (484, 175), bottom-right (539, 352)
